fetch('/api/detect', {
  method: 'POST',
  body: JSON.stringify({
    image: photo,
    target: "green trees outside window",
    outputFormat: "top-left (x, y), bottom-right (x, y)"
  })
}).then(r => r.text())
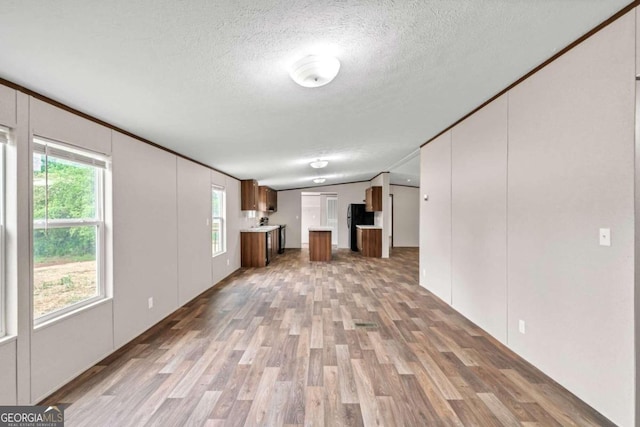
top-left (33, 155), bottom-right (97, 261)
top-left (32, 141), bottom-right (105, 321)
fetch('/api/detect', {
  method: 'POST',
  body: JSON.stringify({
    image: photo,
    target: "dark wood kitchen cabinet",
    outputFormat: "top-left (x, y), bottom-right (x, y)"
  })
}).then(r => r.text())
top-left (365, 186), bottom-right (382, 212)
top-left (241, 232), bottom-right (266, 267)
top-left (357, 227), bottom-right (382, 257)
top-left (258, 186), bottom-right (278, 212)
top-left (241, 179), bottom-right (259, 210)
top-left (269, 228), bottom-right (279, 260)
top-left (241, 229), bottom-right (280, 267)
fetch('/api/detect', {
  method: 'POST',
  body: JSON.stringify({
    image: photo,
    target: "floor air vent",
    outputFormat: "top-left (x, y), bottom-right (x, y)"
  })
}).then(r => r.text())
top-left (354, 322), bottom-right (378, 328)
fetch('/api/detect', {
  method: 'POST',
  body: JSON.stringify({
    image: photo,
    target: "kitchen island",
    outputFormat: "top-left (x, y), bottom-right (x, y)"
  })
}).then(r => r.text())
top-left (309, 226), bottom-right (332, 262)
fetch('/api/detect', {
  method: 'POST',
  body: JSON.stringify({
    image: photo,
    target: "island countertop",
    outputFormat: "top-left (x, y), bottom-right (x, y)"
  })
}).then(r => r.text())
top-left (240, 225), bottom-right (280, 232)
top-left (356, 225), bottom-right (382, 229)
top-left (308, 226), bottom-right (333, 232)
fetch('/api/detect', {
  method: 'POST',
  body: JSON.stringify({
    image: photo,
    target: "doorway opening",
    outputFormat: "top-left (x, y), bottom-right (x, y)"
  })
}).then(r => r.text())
top-left (300, 192), bottom-right (338, 248)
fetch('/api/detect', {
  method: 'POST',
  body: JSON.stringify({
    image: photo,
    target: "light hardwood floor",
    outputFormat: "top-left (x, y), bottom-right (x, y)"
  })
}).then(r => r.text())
top-left (42, 248), bottom-right (614, 426)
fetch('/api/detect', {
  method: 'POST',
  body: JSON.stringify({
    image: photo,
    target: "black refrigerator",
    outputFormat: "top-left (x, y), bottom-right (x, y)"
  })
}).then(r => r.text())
top-left (347, 203), bottom-right (375, 251)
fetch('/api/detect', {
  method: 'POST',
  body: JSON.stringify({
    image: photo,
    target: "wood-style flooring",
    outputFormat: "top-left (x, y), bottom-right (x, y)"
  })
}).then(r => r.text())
top-left (42, 248), bottom-right (614, 426)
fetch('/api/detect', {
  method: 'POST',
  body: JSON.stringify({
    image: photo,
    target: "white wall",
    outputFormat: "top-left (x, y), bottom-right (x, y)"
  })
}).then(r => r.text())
top-left (0, 341), bottom-right (16, 403)
top-left (451, 95), bottom-right (508, 344)
top-left (419, 11), bottom-right (635, 426)
top-left (420, 131), bottom-right (452, 304)
top-left (269, 182), bottom-right (370, 249)
top-left (30, 99), bottom-right (112, 156)
top-left (0, 85), bottom-right (16, 125)
top-left (177, 158), bottom-right (212, 305)
top-left (507, 13), bottom-right (634, 425)
top-left (389, 185), bottom-right (419, 247)
top-left (112, 132), bottom-right (179, 348)
top-left (31, 302), bottom-right (113, 401)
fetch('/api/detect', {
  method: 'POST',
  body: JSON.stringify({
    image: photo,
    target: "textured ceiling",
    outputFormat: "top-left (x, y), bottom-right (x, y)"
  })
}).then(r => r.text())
top-left (0, 0), bottom-right (631, 189)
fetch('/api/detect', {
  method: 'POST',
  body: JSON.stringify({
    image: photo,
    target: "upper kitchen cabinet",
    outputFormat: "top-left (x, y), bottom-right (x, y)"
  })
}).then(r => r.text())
top-left (259, 186), bottom-right (278, 212)
top-left (365, 186), bottom-right (382, 212)
top-left (269, 188), bottom-right (277, 212)
top-left (241, 179), bottom-right (259, 210)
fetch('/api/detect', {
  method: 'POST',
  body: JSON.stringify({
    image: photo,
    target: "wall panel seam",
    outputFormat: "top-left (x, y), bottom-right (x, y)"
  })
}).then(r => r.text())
top-left (505, 93), bottom-right (510, 347)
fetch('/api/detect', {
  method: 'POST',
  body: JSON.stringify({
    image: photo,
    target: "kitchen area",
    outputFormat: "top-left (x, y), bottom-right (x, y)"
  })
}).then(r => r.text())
top-left (239, 179), bottom-right (286, 267)
top-left (239, 178), bottom-right (387, 266)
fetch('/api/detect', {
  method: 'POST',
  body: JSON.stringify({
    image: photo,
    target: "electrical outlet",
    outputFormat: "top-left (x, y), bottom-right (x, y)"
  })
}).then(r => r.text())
top-left (599, 228), bottom-right (611, 246)
top-left (148, 297), bottom-right (154, 309)
top-left (518, 319), bottom-right (526, 334)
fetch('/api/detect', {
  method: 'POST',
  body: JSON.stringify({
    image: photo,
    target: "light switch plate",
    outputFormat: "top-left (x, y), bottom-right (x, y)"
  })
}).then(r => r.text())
top-left (599, 228), bottom-right (611, 246)
top-left (518, 320), bottom-right (526, 334)
top-left (148, 297), bottom-right (154, 309)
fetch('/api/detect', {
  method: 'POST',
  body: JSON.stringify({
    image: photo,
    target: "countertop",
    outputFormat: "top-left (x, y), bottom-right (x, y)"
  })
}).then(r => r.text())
top-left (240, 225), bottom-right (280, 232)
top-left (356, 225), bottom-right (382, 229)
top-left (308, 226), bottom-right (333, 232)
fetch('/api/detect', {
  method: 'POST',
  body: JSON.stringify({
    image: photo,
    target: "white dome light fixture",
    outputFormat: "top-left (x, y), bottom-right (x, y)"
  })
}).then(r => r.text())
top-left (313, 178), bottom-right (326, 184)
top-left (290, 55), bottom-right (340, 88)
top-left (310, 159), bottom-right (328, 169)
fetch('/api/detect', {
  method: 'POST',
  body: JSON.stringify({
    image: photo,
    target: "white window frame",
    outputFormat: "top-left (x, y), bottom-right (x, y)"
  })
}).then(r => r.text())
top-left (0, 127), bottom-right (7, 337)
top-left (212, 185), bottom-right (226, 257)
top-left (32, 136), bottom-right (108, 325)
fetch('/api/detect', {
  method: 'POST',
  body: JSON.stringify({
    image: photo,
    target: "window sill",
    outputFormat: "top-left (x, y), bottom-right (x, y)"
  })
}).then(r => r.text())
top-left (212, 250), bottom-right (227, 259)
top-left (34, 297), bottom-right (113, 332)
top-left (0, 334), bottom-right (17, 347)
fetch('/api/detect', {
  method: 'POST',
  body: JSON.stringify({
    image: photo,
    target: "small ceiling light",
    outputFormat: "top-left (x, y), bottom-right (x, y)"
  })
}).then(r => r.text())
top-left (310, 159), bottom-right (328, 169)
top-left (313, 178), bottom-right (326, 184)
top-left (407, 179), bottom-right (411, 182)
top-left (290, 55), bottom-right (340, 88)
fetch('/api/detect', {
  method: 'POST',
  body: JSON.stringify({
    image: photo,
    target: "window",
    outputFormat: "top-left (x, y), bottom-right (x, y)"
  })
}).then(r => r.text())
top-left (212, 185), bottom-right (225, 257)
top-left (32, 137), bottom-right (107, 323)
top-left (0, 127), bottom-right (7, 337)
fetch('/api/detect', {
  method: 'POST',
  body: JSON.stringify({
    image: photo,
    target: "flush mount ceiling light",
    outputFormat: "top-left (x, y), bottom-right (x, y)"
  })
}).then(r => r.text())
top-left (313, 178), bottom-right (326, 184)
top-left (290, 55), bottom-right (340, 88)
top-left (310, 159), bottom-right (328, 169)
